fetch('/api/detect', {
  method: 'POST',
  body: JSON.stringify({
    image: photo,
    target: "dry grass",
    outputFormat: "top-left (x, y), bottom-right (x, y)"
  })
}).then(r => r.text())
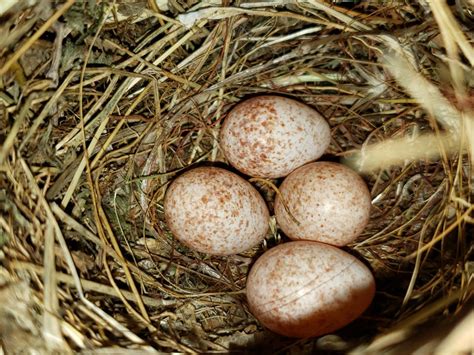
top-left (0, 0), bottom-right (473, 353)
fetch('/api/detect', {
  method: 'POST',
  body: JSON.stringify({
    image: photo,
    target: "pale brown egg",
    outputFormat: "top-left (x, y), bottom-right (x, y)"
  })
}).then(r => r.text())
top-left (274, 162), bottom-right (372, 246)
top-left (220, 95), bottom-right (331, 178)
top-left (164, 167), bottom-right (270, 255)
top-left (246, 241), bottom-right (375, 338)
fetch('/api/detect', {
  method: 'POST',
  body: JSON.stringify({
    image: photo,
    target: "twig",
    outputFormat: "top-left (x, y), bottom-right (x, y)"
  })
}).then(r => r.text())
top-left (405, 206), bottom-right (473, 260)
top-left (19, 159), bottom-right (154, 348)
top-left (0, 0), bottom-right (76, 75)
top-left (11, 261), bottom-right (173, 308)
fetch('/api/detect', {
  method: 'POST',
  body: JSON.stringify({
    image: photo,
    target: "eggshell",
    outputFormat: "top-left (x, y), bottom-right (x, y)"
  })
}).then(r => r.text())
top-left (275, 162), bottom-right (372, 246)
top-left (220, 95), bottom-right (330, 178)
top-left (246, 241), bottom-right (375, 338)
top-left (164, 167), bottom-right (269, 255)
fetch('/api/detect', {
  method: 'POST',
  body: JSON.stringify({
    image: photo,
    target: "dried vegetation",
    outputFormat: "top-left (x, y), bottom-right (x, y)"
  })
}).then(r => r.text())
top-left (0, 0), bottom-right (473, 353)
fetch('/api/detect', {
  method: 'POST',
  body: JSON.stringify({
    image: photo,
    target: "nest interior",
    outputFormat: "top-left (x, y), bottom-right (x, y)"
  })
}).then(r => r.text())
top-left (0, 0), bottom-right (473, 354)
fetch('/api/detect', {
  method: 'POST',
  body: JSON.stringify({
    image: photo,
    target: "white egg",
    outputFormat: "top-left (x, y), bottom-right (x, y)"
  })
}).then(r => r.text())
top-left (220, 95), bottom-right (331, 178)
top-left (275, 162), bottom-right (372, 246)
top-left (164, 167), bottom-right (270, 255)
top-left (246, 241), bottom-right (375, 338)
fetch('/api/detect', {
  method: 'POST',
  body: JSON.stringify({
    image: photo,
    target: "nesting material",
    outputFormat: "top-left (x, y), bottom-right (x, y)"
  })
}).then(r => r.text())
top-left (0, 0), bottom-right (472, 353)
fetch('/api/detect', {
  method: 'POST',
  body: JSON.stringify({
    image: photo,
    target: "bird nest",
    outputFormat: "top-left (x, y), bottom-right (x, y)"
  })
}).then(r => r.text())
top-left (0, 1), bottom-right (473, 354)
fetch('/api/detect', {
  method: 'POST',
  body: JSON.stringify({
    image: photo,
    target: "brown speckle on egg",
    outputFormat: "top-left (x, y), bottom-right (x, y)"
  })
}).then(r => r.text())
top-left (246, 241), bottom-right (375, 338)
top-left (164, 167), bottom-right (270, 255)
top-left (220, 96), bottom-right (331, 178)
top-left (274, 162), bottom-right (372, 246)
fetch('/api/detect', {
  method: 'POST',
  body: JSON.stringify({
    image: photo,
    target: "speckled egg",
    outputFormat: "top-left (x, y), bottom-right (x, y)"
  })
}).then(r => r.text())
top-left (274, 162), bottom-right (372, 246)
top-left (164, 167), bottom-right (270, 255)
top-left (246, 241), bottom-right (375, 338)
top-left (220, 95), bottom-right (331, 178)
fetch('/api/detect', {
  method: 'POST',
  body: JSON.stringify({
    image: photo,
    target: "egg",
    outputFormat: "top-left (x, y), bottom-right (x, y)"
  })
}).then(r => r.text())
top-left (274, 162), bottom-right (372, 246)
top-left (164, 166), bottom-right (270, 255)
top-left (220, 95), bottom-right (331, 178)
top-left (246, 241), bottom-right (375, 338)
